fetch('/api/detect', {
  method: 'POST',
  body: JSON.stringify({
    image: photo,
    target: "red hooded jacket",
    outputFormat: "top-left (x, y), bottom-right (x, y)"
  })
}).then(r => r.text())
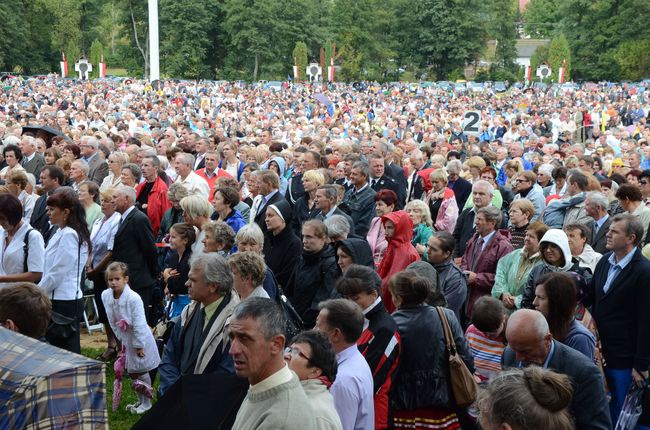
top-left (378, 210), bottom-right (421, 313)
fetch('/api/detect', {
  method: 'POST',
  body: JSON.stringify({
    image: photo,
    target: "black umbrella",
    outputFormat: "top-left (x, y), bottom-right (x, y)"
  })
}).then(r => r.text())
top-left (22, 125), bottom-right (66, 145)
top-left (133, 373), bottom-right (248, 430)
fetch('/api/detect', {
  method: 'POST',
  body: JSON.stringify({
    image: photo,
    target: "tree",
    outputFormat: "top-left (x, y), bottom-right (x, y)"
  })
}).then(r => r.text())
top-left (403, 0), bottom-right (486, 80)
top-left (89, 40), bottom-right (104, 78)
top-left (98, 1), bottom-right (128, 58)
top-left (529, 45), bottom-right (548, 76)
top-left (522, 0), bottom-right (562, 38)
top-left (488, 0), bottom-right (518, 70)
top-left (292, 42), bottom-right (308, 81)
top-left (614, 39), bottom-right (650, 81)
top-left (159, 0), bottom-right (212, 79)
top-left (547, 34), bottom-right (570, 81)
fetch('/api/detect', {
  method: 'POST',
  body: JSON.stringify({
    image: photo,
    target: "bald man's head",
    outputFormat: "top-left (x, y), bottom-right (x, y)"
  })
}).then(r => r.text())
top-left (505, 310), bottom-right (552, 367)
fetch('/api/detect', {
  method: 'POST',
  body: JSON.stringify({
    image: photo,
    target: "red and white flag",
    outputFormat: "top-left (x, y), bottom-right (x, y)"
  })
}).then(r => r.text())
top-left (558, 60), bottom-right (566, 84)
top-left (60, 53), bottom-right (68, 78)
top-left (525, 65), bottom-right (531, 82)
top-left (293, 57), bottom-right (299, 81)
top-left (99, 55), bottom-right (107, 78)
top-left (328, 58), bottom-right (335, 83)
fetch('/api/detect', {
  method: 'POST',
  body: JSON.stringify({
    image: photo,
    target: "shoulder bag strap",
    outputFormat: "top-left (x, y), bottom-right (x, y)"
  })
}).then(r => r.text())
top-left (23, 228), bottom-right (34, 273)
top-left (435, 306), bottom-right (457, 355)
top-left (76, 239), bottom-right (82, 300)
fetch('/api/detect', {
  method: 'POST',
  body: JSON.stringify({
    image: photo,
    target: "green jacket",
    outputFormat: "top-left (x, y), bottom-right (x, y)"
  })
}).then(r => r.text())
top-left (491, 248), bottom-right (541, 309)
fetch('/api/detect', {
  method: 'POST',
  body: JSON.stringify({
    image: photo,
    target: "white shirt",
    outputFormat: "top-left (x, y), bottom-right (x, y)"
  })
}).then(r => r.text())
top-left (40, 227), bottom-right (89, 300)
top-left (90, 212), bottom-right (121, 267)
top-left (18, 190), bottom-right (36, 222)
top-left (0, 223), bottom-right (45, 288)
top-left (175, 171), bottom-right (210, 199)
top-left (331, 344), bottom-right (375, 430)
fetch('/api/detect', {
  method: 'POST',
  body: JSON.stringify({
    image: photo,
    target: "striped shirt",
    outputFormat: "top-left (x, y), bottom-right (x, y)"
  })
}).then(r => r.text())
top-left (465, 324), bottom-right (506, 382)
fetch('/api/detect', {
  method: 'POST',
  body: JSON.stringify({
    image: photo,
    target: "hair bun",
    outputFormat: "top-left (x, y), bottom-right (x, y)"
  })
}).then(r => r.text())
top-left (523, 367), bottom-right (573, 412)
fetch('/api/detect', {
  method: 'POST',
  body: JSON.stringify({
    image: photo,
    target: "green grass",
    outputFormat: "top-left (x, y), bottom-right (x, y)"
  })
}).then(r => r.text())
top-left (81, 347), bottom-right (160, 430)
top-left (106, 68), bottom-right (128, 77)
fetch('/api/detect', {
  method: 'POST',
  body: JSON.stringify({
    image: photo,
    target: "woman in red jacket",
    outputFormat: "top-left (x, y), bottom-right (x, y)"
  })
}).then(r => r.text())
top-left (378, 210), bottom-right (420, 313)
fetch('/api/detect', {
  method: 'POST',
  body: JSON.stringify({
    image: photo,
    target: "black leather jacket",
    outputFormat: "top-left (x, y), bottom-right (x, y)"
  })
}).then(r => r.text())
top-left (390, 304), bottom-right (474, 410)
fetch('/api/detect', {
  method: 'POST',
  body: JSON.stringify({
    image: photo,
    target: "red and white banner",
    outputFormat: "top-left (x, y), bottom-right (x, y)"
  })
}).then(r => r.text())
top-left (60, 53), bottom-right (68, 78)
top-left (99, 55), bottom-right (106, 78)
top-left (524, 65), bottom-right (531, 82)
top-left (293, 57), bottom-right (299, 80)
top-left (328, 58), bottom-right (335, 83)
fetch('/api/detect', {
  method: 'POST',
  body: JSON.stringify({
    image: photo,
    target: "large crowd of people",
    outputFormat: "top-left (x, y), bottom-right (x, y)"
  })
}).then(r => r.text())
top-left (0, 76), bottom-right (649, 429)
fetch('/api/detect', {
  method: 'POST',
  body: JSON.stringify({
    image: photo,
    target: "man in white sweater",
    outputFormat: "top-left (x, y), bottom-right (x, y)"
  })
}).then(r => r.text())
top-left (230, 297), bottom-right (316, 430)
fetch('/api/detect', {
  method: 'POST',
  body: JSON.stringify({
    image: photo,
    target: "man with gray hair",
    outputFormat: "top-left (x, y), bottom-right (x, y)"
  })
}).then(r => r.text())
top-left (343, 160), bottom-right (376, 237)
top-left (174, 152), bottom-right (210, 199)
top-left (453, 179), bottom-right (495, 259)
top-left (447, 159), bottom-right (472, 209)
top-left (111, 185), bottom-right (159, 321)
top-left (315, 185), bottom-right (354, 232)
top-left (69, 159), bottom-right (89, 193)
top-left (80, 135), bottom-right (109, 185)
top-left (159, 253), bottom-right (241, 396)
top-left (230, 297), bottom-right (316, 429)
top-left (19, 135), bottom-right (45, 179)
top-left (324, 214), bottom-right (351, 243)
top-left (502, 309), bottom-right (611, 429)
top-left (461, 205), bottom-right (513, 316)
top-left (584, 191), bottom-right (611, 254)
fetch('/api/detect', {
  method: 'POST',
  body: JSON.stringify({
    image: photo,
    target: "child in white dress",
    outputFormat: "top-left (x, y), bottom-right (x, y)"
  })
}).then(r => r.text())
top-left (102, 261), bottom-right (160, 414)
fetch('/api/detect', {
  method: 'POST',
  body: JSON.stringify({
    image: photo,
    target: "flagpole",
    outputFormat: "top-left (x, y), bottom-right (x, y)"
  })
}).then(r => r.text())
top-left (148, 0), bottom-right (160, 80)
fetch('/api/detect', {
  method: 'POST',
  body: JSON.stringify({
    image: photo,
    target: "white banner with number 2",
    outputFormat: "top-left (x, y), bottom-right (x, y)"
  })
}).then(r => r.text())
top-left (462, 111), bottom-right (481, 135)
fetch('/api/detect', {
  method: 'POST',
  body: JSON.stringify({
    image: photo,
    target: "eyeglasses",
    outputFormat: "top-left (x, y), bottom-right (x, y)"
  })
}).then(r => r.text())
top-left (515, 179), bottom-right (528, 183)
top-left (284, 347), bottom-right (311, 363)
top-left (641, 181), bottom-right (649, 185)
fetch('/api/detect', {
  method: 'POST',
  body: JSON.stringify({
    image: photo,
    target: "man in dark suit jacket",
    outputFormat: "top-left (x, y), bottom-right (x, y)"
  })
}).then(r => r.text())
top-left (20, 136), bottom-right (45, 179)
top-left (368, 153), bottom-right (405, 209)
top-left (253, 170), bottom-right (286, 234)
top-left (585, 191), bottom-right (612, 254)
top-left (314, 185), bottom-right (355, 233)
top-left (502, 310), bottom-right (611, 430)
top-left (343, 161), bottom-right (376, 237)
top-left (372, 141), bottom-right (408, 193)
top-left (448, 170), bottom-right (472, 209)
top-left (452, 181), bottom-right (494, 259)
top-left (586, 214), bottom-right (650, 424)
top-left (80, 136), bottom-right (109, 186)
top-left (112, 186), bottom-right (159, 321)
top-left (285, 150), bottom-right (321, 206)
top-left (31, 165), bottom-right (65, 245)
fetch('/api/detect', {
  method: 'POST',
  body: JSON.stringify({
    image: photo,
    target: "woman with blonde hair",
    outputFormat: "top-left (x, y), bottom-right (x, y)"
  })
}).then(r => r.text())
top-left (425, 169), bottom-right (458, 233)
top-left (292, 169), bottom-right (325, 235)
top-left (180, 194), bottom-right (213, 254)
top-left (405, 199), bottom-right (434, 256)
top-left (100, 152), bottom-right (129, 192)
top-left (466, 156), bottom-right (486, 183)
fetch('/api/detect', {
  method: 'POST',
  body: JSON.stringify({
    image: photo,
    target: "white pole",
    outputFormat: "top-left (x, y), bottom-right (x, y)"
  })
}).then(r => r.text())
top-left (148, 0), bottom-right (160, 81)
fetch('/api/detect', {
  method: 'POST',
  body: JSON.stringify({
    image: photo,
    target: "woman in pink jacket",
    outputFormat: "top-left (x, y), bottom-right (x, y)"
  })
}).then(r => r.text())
top-left (426, 169), bottom-right (459, 233)
top-left (367, 189), bottom-right (397, 266)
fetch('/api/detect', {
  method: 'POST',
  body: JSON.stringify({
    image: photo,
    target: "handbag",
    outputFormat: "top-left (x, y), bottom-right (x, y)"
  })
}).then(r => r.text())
top-left (435, 306), bottom-right (478, 407)
top-left (615, 381), bottom-right (646, 429)
top-left (45, 239), bottom-right (81, 343)
top-left (276, 285), bottom-right (303, 343)
top-left (47, 310), bottom-right (78, 342)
